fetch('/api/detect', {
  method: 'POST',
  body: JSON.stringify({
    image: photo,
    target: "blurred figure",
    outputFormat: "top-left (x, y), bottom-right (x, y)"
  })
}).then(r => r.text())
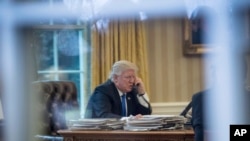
top-left (191, 59), bottom-right (220, 141)
top-left (191, 89), bottom-right (207, 141)
top-left (85, 60), bottom-right (151, 118)
top-left (191, 54), bottom-right (250, 141)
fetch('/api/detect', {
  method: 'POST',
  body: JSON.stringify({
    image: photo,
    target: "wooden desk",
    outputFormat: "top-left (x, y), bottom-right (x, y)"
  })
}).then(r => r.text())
top-left (58, 129), bottom-right (194, 141)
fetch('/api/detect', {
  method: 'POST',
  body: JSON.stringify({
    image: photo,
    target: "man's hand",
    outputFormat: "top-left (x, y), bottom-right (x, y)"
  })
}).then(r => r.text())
top-left (135, 77), bottom-right (145, 94)
top-left (134, 114), bottom-right (143, 119)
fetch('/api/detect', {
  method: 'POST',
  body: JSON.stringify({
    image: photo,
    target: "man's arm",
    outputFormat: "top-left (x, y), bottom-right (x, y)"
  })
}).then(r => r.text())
top-left (191, 92), bottom-right (204, 141)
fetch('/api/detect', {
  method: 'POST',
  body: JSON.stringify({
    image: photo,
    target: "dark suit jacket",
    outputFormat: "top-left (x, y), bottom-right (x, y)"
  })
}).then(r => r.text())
top-left (84, 79), bottom-right (152, 118)
top-left (191, 90), bottom-right (206, 141)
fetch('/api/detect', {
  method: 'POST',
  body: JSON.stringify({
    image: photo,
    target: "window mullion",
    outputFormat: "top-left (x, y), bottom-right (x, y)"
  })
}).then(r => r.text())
top-left (79, 30), bottom-right (85, 118)
top-left (53, 31), bottom-right (59, 80)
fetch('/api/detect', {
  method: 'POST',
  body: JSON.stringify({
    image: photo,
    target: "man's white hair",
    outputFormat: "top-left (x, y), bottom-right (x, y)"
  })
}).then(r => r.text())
top-left (109, 60), bottom-right (138, 82)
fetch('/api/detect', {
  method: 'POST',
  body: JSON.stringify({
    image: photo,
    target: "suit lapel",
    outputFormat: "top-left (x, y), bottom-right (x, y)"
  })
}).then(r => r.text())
top-left (109, 81), bottom-right (123, 115)
top-left (126, 93), bottom-right (133, 116)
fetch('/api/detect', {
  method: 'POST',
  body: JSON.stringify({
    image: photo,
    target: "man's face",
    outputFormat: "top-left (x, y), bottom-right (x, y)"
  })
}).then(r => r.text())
top-left (114, 69), bottom-right (136, 93)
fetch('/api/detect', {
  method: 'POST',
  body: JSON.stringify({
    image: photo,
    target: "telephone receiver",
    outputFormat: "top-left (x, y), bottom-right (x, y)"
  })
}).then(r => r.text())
top-left (132, 83), bottom-right (140, 95)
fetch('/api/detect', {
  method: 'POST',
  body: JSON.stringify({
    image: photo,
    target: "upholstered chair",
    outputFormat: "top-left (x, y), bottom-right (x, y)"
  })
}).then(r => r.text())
top-left (32, 80), bottom-right (80, 141)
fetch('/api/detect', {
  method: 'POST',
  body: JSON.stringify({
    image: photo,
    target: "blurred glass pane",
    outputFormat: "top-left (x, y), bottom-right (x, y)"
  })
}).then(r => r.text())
top-left (38, 73), bottom-right (56, 80)
top-left (33, 30), bottom-right (54, 71)
top-left (15, 0), bottom-right (63, 3)
top-left (57, 30), bottom-right (80, 70)
top-left (53, 18), bottom-right (79, 25)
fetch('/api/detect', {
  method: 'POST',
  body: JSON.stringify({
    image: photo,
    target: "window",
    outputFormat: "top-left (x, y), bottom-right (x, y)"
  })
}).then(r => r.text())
top-left (31, 24), bottom-right (91, 117)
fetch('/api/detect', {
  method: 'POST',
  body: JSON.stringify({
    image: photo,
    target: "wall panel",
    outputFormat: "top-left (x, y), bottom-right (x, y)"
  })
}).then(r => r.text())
top-left (145, 17), bottom-right (205, 103)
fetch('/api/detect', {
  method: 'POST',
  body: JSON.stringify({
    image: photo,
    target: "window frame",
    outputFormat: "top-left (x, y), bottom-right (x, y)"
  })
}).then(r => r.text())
top-left (31, 24), bottom-right (91, 118)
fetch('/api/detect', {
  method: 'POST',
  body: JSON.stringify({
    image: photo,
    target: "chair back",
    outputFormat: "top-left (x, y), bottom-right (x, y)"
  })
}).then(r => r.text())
top-left (32, 80), bottom-right (80, 136)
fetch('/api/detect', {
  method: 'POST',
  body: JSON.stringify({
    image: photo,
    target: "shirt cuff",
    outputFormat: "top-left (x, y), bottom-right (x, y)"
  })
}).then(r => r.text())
top-left (137, 93), bottom-right (150, 108)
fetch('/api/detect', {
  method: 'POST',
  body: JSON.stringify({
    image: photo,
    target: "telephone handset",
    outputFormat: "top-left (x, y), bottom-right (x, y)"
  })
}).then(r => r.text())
top-left (132, 83), bottom-right (144, 96)
top-left (132, 83), bottom-right (139, 94)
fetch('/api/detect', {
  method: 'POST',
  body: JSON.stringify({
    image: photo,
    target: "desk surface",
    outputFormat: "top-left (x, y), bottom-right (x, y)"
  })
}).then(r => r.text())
top-left (58, 129), bottom-right (194, 141)
top-left (58, 129), bottom-right (194, 135)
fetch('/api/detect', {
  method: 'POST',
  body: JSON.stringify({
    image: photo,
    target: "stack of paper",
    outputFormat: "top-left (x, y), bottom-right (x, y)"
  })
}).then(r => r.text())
top-left (123, 116), bottom-right (163, 131)
top-left (123, 115), bottom-right (186, 131)
top-left (143, 115), bottom-right (186, 130)
top-left (67, 118), bottom-right (124, 130)
top-left (67, 115), bottom-right (187, 131)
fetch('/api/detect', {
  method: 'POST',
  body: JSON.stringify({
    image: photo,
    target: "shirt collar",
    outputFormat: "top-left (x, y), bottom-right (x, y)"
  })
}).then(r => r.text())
top-left (116, 88), bottom-right (126, 97)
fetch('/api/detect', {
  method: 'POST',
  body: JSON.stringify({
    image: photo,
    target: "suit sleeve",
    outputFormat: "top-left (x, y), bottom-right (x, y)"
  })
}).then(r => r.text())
top-left (191, 93), bottom-right (204, 141)
top-left (133, 94), bottom-right (152, 115)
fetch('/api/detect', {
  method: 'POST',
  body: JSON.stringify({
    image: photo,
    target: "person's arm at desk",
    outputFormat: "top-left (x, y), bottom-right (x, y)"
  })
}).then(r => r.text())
top-left (191, 92), bottom-right (204, 141)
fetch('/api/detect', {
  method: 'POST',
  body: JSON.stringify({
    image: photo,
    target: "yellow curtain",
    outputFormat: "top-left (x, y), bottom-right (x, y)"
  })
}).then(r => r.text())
top-left (91, 18), bottom-right (150, 97)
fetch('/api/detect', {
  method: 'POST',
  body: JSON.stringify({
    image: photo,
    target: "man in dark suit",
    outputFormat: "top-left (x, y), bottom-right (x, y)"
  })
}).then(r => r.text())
top-left (191, 54), bottom-right (250, 141)
top-left (85, 60), bottom-right (152, 118)
top-left (191, 90), bottom-right (208, 141)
